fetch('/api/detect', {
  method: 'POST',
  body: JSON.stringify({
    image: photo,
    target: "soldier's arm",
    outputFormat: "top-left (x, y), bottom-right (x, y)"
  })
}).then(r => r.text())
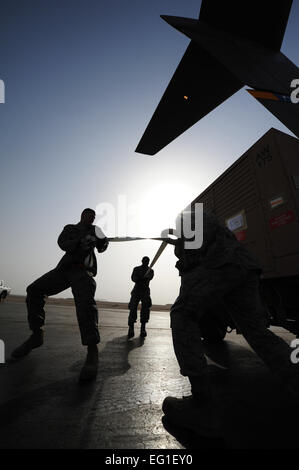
top-left (57, 225), bottom-right (81, 252)
top-left (145, 269), bottom-right (154, 280)
top-left (94, 226), bottom-right (109, 253)
top-left (131, 268), bottom-right (140, 283)
top-left (160, 228), bottom-right (179, 245)
top-left (97, 238), bottom-right (109, 253)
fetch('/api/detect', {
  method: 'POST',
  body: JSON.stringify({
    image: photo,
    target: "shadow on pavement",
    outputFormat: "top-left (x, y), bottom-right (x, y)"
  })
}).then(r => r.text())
top-left (0, 335), bottom-right (145, 448)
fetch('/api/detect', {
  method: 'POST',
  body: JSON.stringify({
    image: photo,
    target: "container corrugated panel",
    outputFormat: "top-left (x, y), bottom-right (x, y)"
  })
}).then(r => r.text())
top-left (261, 130), bottom-right (299, 276)
top-left (189, 128), bottom-right (299, 279)
top-left (213, 154), bottom-right (258, 221)
top-left (194, 189), bottom-right (214, 213)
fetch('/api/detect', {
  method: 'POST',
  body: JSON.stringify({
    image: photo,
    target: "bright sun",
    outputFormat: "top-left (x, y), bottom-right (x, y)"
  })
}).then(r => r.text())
top-left (138, 182), bottom-right (196, 238)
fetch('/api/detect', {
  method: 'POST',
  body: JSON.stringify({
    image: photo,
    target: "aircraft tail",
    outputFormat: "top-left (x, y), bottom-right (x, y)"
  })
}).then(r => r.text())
top-left (198, 0), bottom-right (293, 51)
top-left (160, 15), bottom-right (299, 138)
top-left (136, 2), bottom-right (298, 155)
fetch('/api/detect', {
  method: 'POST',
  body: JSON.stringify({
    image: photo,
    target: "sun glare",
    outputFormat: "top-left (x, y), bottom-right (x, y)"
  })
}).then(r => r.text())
top-left (138, 182), bottom-right (195, 238)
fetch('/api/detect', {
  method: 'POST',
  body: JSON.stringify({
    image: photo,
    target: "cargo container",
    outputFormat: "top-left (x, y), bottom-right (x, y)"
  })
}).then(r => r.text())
top-left (191, 128), bottom-right (299, 337)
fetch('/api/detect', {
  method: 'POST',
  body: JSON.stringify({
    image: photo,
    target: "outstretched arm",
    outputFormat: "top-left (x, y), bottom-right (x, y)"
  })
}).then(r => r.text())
top-left (144, 269), bottom-right (154, 280)
top-left (94, 226), bottom-right (109, 253)
top-left (159, 228), bottom-right (179, 246)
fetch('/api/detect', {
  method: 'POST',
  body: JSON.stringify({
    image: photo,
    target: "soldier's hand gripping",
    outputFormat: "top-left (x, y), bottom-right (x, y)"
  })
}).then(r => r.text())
top-left (80, 235), bottom-right (97, 251)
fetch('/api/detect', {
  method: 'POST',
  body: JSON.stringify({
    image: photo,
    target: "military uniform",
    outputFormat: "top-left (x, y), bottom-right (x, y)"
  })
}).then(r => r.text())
top-left (171, 211), bottom-right (299, 385)
top-left (26, 223), bottom-right (108, 346)
top-left (128, 265), bottom-right (154, 326)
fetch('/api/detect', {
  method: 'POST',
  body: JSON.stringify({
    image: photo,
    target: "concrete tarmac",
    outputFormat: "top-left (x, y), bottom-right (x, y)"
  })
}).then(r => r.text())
top-left (0, 301), bottom-right (298, 449)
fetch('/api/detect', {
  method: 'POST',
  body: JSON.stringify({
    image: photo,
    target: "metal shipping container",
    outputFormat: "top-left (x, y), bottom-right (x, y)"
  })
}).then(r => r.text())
top-left (192, 127), bottom-right (299, 335)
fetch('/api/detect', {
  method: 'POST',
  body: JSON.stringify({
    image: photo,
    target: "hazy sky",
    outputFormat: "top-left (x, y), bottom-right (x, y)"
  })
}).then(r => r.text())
top-left (0, 0), bottom-right (298, 304)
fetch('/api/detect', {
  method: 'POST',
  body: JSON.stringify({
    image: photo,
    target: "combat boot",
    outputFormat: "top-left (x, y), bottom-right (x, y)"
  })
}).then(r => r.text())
top-left (79, 345), bottom-right (99, 382)
top-left (11, 329), bottom-right (44, 359)
top-left (140, 323), bottom-right (147, 337)
top-left (162, 395), bottom-right (220, 438)
top-left (162, 374), bottom-right (220, 438)
top-left (128, 324), bottom-right (134, 339)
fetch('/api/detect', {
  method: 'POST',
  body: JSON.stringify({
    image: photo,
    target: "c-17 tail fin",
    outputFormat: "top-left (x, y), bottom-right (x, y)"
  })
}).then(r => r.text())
top-left (136, 1), bottom-right (298, 156)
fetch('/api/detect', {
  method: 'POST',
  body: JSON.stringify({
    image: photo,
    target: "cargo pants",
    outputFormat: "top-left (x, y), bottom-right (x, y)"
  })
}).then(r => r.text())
top-left (128, 287), bottom-right (152, 326)
top-left (26, 267), bottom-right (100, 346)
top-left (170, 264), bottom-right (299, 383)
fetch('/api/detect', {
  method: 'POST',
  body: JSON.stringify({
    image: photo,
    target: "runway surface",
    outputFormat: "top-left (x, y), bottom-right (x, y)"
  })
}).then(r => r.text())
top-left (0, 300), bottom-right (298, 449)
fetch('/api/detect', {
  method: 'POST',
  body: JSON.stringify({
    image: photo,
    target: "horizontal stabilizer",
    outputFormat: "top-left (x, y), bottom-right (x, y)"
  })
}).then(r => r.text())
top-left (135, 42), bottom-right (243, 155)
top-left (160, 15), bottom-right (299, 93)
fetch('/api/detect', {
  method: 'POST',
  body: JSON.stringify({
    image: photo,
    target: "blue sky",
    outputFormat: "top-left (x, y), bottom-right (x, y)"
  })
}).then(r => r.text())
top-left (0, 0), bottom-right (298, 304)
